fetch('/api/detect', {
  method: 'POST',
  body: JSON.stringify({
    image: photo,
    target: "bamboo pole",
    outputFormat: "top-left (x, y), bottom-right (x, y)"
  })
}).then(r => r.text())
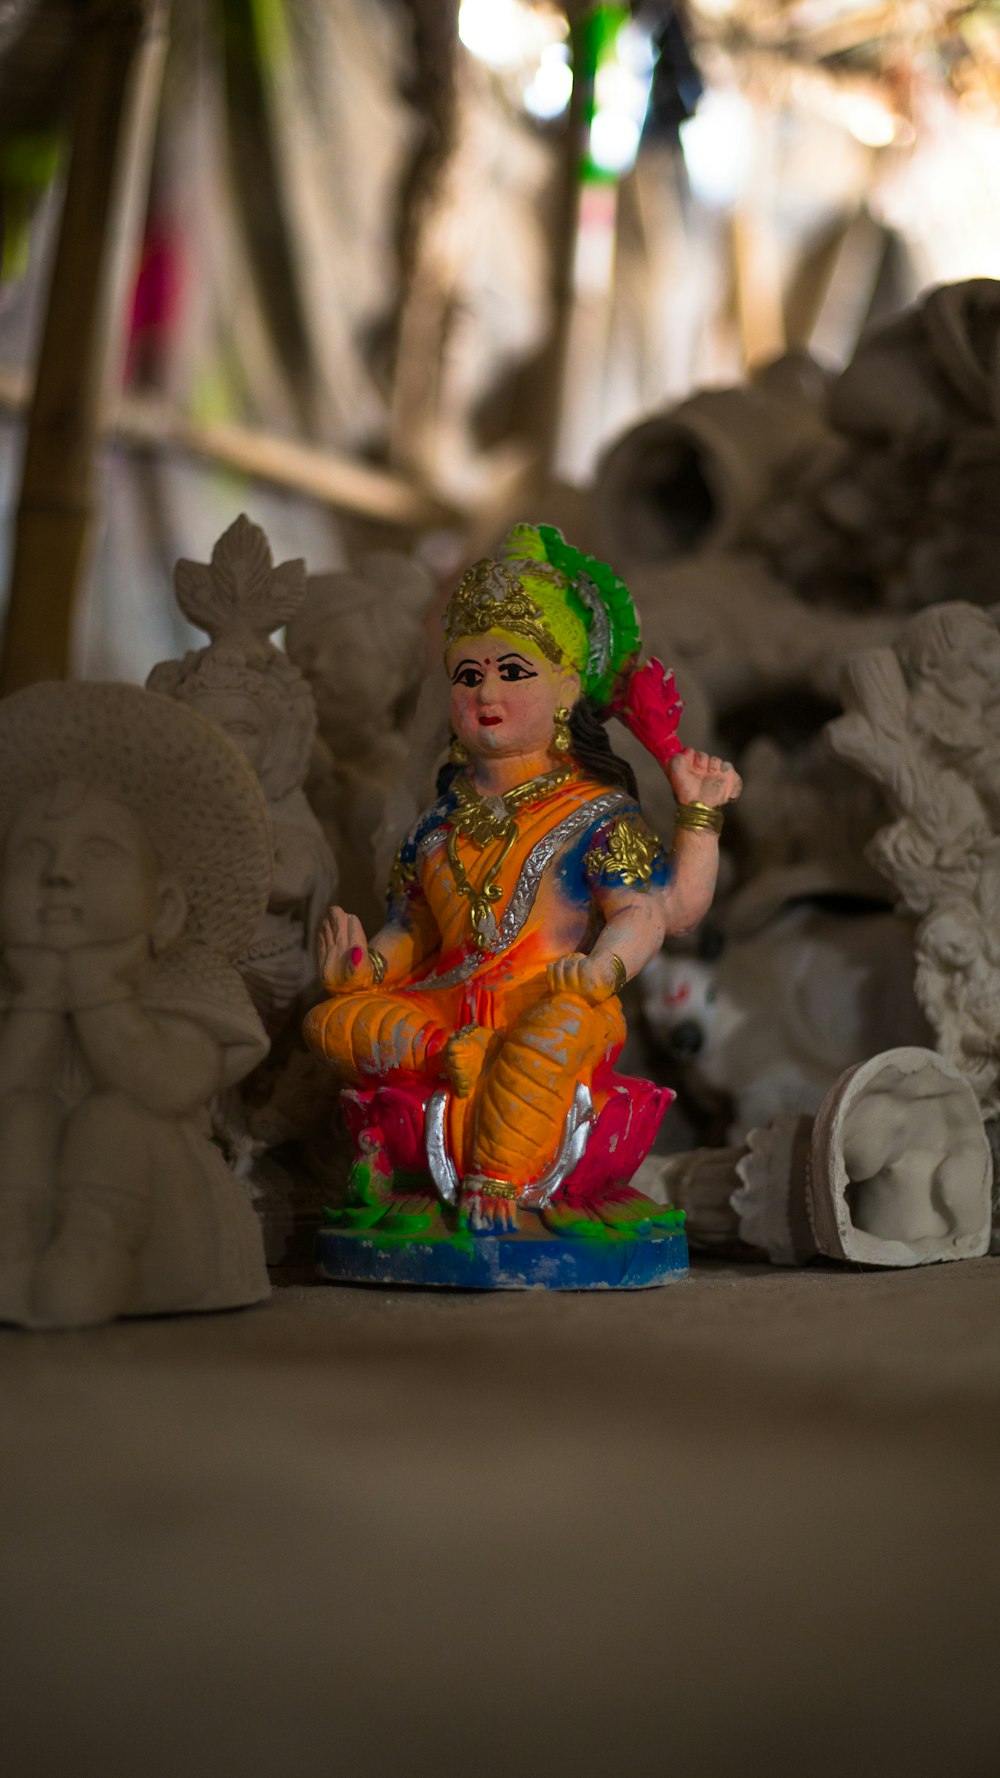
top-left (0, 366), bottom-right (459, 529)
top-left (730, 99), bottom-right (786, 371)
top-left (529, 6), bottom-right (591, 479)
top-left (0, 0), bottom-right (169, 693)
top-left (385, 0), bottom-right (461, 482)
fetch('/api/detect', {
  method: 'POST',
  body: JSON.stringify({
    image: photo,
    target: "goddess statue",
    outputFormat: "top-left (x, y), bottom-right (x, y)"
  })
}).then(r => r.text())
top-left (305, 525), bottom-right (741, 1286)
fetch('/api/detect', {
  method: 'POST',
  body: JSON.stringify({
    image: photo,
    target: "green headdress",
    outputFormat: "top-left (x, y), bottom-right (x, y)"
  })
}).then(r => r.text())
top-left (443, 523), bottom-right (640, 707)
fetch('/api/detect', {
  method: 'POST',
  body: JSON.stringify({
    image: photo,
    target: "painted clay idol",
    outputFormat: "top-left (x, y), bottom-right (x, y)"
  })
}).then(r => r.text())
top-left (305, 525), bottom-right (742, 1288)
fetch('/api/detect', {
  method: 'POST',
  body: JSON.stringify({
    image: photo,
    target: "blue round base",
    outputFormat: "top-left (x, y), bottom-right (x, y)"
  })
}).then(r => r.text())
top-left (315, 1222), bottom-right (689, 1291)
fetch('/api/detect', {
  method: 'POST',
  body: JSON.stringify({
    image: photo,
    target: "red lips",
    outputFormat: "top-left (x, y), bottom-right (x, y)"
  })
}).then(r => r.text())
top-left (479, 715), bottom-right (502, 726)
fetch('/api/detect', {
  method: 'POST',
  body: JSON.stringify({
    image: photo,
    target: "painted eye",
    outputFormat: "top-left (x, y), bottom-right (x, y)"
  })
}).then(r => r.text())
top-left (453, 668), bottom-right (482, 688)
top-left (498, 662), bottom-right (536, 681)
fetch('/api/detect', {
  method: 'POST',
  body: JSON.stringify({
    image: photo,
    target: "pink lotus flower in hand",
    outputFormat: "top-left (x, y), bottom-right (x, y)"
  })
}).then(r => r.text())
top-left (611, 658), bottom-right (685, 766)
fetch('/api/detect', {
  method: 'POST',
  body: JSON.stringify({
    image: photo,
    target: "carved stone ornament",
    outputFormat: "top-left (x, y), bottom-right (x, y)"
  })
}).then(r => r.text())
top-left (0, 682), bottom-right (272, 1329)
top-left (147, 513), bottom-right (337, 1037)
top-left (826, 601), bottom-right (1000, 1112)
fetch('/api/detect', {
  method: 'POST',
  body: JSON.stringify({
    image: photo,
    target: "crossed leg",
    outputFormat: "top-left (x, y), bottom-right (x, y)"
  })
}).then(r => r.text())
top-left (463, 992), bottom-right (625, 1232)
top-left (305, 984), bottom-right (626, 1236)
top-left (304, 989), bottom-right (451, 1084)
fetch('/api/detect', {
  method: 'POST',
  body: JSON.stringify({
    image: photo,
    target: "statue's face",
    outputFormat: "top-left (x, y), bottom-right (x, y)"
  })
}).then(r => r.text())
top-left (0, 782), bottom-right (164, 951)
top-left (185, 690), bottom-right (268, 773)
top-left (446, 630), bottom-right (579, 764)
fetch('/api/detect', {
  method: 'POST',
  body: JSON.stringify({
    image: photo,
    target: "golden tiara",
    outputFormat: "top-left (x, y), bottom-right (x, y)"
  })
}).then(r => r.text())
top-left (443, 559), bottom-right (565, 669)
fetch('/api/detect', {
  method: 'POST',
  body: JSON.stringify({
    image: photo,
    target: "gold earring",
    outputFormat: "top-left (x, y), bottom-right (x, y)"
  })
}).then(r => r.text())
top-left (553, 706), bottom-right (571, 754)
top-left (449, 735), bottom-right (469, 765)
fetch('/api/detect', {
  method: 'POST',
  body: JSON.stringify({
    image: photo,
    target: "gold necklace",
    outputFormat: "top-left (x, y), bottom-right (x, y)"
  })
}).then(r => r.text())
top-left (447, 766), bottom-right (572, 950)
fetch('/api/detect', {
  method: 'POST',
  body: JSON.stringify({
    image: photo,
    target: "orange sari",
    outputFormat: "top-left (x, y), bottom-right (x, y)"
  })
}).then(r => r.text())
top-left (306, 770), bottom-right (639, 1187)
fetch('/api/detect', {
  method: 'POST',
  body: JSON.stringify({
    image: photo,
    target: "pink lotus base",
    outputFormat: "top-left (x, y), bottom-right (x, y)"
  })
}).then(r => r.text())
top-left (340, 1065), bottom-right (674, 1204)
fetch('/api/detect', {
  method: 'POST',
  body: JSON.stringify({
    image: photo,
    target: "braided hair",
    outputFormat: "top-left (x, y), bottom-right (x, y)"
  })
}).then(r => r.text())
top-left (568, 698), bottom-right (638, 798)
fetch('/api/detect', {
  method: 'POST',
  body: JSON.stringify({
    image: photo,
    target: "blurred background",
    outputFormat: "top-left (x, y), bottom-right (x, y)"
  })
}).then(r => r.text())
top-left (3, 0), bottom-right (1000, 681)
top-left (4, 19), bottom-right (1000, 1774)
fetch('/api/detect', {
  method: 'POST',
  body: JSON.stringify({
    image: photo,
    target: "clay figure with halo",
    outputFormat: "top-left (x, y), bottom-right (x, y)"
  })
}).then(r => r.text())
top-left (0, 682), bottom-right (272, 1329)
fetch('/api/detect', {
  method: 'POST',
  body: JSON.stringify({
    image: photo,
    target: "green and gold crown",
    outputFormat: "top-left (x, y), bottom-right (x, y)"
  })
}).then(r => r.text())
top-left (443, 523), bottom-right (640, 706)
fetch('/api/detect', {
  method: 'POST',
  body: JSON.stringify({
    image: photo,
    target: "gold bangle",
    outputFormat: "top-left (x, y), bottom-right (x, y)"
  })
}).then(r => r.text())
top-left (610, 953), bottom-right (628, 995)
top-left (367, 947), bottom-right (388, 986)
top-left (674, 801), bottom-right (724, 836)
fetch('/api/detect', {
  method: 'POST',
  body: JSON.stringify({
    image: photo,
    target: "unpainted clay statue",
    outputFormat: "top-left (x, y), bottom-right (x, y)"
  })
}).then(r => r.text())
top-left (0, 682), bottom-right (272, 1328)
top-left (596, 355), bottom-right (838, 569)
top-left (640, 901), bottom-right (929, 1142)
top-left (147, 513), bottom-right (337, 1037)
top-left (304, 524), bottom-right (741, 1290)
top-left (763, 279), bottom-right (1000, 611)
top-left (599, 281), bottom-right (1000, 615)
top-left (728, 733), bottom-right (891, 925)
top-left (285, 551), bottom-right (436, 931)
top-left (626, 550), bottom-right (900, 729)
top-left (827, 601), bottom-right (1000, 1112)
top-left (649, 1047), bottom-right (991, 1269)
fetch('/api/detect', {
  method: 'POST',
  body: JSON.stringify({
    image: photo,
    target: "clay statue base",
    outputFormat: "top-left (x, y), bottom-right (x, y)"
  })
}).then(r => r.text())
top-left (316, 1210), bottom-right (687, 1291)
top-left (315, 1068), bottom-right (687, 1291)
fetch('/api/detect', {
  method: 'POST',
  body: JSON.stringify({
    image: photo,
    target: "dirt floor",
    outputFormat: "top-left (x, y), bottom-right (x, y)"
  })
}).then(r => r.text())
top-left (2, 1256), bottom-right (999, 1778)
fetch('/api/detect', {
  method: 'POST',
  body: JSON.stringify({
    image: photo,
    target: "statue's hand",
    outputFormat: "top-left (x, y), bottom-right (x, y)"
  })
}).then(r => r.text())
top-left (318, 907), bottom-right (375, 993)
top-left (668, 747), bottom-right (742, 811)
top-left (65, 935), bottom-right (149, 1008)
top-left (547, 952), bottom-right (619, 1005)
top-left (3, 943), bottom-right (67, 1010)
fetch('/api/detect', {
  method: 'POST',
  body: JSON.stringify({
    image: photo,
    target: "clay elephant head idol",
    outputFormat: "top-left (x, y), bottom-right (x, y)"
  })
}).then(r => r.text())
top-left (305, 524), bottom-right (742, 1289)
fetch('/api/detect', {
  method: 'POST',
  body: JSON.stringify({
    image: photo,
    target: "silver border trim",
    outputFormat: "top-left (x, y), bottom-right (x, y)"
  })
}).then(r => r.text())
top-left (425, 1088), bottom-right (459, 1206)
top-left (424, 1080), bottom-right (596, 1211)
top-left (519, 1082), bottom-right (596, 1209)
top-left (575, 572), bottom-right (612, 681)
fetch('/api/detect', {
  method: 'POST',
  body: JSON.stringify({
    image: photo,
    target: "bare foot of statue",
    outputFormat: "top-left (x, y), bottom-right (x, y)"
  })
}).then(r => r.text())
top-left (462, 1182), bottom-right (520, 1235)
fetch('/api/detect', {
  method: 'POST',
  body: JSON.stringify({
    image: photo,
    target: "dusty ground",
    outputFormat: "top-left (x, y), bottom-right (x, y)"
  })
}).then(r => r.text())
top-left (2, 1257), bottom-right (999, 1778)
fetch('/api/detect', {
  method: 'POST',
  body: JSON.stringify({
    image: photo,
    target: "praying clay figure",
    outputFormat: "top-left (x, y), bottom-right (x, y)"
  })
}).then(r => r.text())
top-left (0, 682), bottom-right (272, 1328)
top-left (147, 513), bottom-right (337, 1037)
top-left (305, 524), bottom-right (741, 1288)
